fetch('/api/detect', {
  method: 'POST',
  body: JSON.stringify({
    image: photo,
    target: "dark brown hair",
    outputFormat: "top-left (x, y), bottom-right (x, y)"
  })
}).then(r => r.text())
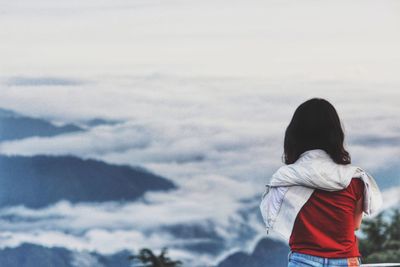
top-left (283, 98), bottom-right (351, 165)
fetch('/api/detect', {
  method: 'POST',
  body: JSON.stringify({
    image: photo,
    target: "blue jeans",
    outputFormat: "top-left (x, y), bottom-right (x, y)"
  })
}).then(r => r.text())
top-left (288, 251), bottom-right (362, 267)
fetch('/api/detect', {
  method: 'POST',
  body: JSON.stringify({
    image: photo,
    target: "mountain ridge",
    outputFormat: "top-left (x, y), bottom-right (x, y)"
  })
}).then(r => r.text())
top-left (0, 154), bottom-right (176, 208)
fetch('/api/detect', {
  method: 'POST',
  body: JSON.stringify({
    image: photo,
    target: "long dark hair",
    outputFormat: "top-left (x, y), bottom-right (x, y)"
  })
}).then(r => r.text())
top-left (283, 98), bottom-right (351, 165)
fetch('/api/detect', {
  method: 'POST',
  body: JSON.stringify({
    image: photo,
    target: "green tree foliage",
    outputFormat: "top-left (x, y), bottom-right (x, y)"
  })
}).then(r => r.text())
top-left (128, 247), bottom-right (183, 267)
top-left (359, 209), bottom-right (400, 263)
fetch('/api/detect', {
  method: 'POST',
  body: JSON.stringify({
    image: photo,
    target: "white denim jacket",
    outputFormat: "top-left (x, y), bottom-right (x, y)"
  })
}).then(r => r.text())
top-left (259, 149), bottom-right (383, 241)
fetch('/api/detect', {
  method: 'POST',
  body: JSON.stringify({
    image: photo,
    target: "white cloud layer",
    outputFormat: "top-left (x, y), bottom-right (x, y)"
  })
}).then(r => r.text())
top-left (0, 174), bottom-right (257, 266)
top-left (0, 76), bottom-right (399, 266)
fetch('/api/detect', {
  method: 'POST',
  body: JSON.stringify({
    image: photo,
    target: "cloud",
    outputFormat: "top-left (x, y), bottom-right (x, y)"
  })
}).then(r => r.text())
top-left (6, 76), bottom-right (84, 87)
top-left (0, 75), bottom-right (399, 265)
top-left (347, 145), bottom-right (400, 173)
top-left (0, 184), bottom-right (397, 266)
top-left (379, 186), bottom-right (400, 212)
top-left (0, 122), bottom-right (152, 157)
top-left (0, 174), bottom-right (255, 231)
top-left (0, 174), bottom-right (257, 266)
top-left (1, 0), bottom-right (400, 81)
top-left (0, 77), bottom-right (399, 183)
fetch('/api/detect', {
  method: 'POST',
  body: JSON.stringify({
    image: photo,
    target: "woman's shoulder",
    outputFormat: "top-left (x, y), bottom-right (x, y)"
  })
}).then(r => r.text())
top-left (349, 177), bottom-right (365, 187)
top-left (347, 177), bottom-right (365, 200)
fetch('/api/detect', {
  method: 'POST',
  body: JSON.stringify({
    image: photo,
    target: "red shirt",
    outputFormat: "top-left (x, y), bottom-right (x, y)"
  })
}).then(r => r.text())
top-left (289, 178), bottom-right (364, 258)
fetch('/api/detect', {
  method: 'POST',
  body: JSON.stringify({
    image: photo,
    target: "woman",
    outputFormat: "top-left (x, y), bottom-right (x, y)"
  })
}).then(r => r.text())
top-left (260, 98), bottom-right (383, 267)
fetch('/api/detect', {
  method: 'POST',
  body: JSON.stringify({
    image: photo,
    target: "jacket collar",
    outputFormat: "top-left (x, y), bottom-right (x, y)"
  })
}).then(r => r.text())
top-left (270, 148), bottom-right (356, 190)
top-left (297, 149), bottom-right (331, 162)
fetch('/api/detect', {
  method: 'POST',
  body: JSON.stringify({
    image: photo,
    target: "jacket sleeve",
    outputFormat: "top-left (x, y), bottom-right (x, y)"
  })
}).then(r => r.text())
top-left (259, 186), bottom-right (288, 233)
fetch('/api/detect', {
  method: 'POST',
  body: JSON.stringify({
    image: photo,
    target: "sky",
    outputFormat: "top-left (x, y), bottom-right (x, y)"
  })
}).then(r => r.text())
top-left (1, 0), bottom-right (400, 79)
top-left (0, 0), bottom-right (399, 266)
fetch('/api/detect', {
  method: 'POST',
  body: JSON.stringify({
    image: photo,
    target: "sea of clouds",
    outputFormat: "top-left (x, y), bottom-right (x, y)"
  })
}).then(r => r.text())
top-left (0, 76), bottom-right (399, 265)
top-left (0, 0), bottom-right (399, 265)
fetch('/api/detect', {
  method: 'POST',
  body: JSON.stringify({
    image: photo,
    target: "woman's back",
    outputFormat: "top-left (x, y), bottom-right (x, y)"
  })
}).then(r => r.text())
top-left (289, 178), bottom-right (365, 258)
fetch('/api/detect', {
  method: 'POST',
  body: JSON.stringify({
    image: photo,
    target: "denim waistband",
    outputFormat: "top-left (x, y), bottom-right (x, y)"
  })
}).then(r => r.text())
top-left (288, 251), bottom-right (362, 265)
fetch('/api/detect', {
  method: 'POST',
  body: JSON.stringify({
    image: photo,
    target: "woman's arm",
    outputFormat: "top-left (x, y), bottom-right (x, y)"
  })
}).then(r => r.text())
top-left (354, 196), bottom-right (363, 230)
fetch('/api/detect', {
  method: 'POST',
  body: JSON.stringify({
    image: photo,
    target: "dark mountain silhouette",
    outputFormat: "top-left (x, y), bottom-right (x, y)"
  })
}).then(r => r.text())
top-left (0, 243), bottom-right (132, 267)
top-left (84, 118), bottom-right (123, 127)
top-left (217, 238), bottom-right (289, 267)
top-left (0, 108), bottom-right (83, 141)
top-left (162, 223), bottom-right (226, 255)
top-left (0, 155), bottom-right (176, 208)
top-left (0, 243), bottom-right (71, 267)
